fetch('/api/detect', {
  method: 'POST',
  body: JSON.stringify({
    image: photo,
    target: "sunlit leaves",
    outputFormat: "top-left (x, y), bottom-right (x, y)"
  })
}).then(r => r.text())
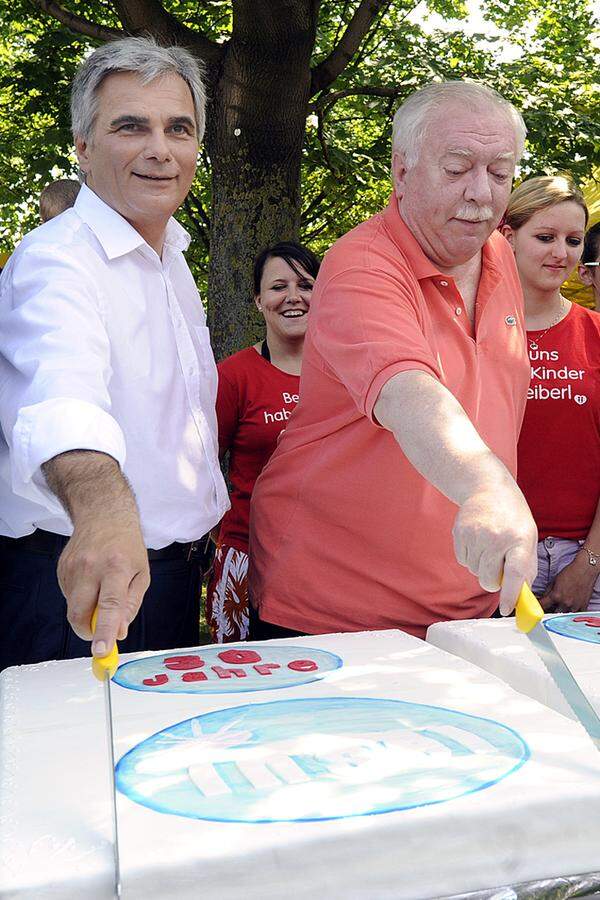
top-left (0, 0), bottom-right (598, 271)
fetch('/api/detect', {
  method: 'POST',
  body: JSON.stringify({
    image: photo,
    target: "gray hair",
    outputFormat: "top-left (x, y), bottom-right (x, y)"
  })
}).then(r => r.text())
top-left (71, 36), bottom-right (207, 143)
top-left (392, 81), bottom-right (526, 168)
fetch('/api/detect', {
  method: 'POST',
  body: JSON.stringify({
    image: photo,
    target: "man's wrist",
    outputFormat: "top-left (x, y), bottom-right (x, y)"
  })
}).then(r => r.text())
top-left (44, 449), bottom-right (142, 530)
top-left (71, 507), bottom-right (140, 533)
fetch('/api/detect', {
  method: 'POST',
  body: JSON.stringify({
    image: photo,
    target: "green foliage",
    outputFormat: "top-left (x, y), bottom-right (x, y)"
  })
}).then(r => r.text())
top-left (0, 0), bottom-right (598, 279)
top-left (301, 0), bottom-right (599, 257)
top-left (0, 17), bottom-right (87, 243)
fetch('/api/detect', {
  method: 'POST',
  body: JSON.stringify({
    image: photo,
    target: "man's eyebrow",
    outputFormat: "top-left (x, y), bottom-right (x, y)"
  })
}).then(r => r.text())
top-left (168, 115), bottom-right (196, 129)
top-left (444, 148), bottom-right (473, 159)
top-left (108, 114), bottom-right (196, 129)
top-left (109, 114), bottom-right (150, 127)
top-left (443, 148), bottom-right (515, 162)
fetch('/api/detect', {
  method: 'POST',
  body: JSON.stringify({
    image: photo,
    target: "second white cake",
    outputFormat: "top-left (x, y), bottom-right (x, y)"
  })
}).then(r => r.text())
top-left (427, 612), bottom-right (600, 719)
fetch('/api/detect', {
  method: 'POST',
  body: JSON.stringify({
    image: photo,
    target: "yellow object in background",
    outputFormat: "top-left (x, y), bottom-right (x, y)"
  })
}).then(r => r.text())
top-left (563, 171), bottom-right (600, 309)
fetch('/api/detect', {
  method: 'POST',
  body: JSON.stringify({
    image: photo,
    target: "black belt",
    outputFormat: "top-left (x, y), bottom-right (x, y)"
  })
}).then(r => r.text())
top-left (1, 529), bottom-right (204, 562)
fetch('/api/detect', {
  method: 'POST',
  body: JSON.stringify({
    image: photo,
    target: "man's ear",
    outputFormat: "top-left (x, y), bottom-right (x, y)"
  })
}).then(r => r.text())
top-left (391, 150), bottom-right (408, 198)
top-left (500, 223), bottom-right (515, 249)
top-left (74, 136), bottom-right (91, 175)
top-left (578, 263), bottom-right (594, 286)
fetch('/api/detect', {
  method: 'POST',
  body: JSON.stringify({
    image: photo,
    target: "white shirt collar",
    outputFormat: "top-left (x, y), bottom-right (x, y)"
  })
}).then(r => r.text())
top-left (74, 183), bottom-right (191, 261)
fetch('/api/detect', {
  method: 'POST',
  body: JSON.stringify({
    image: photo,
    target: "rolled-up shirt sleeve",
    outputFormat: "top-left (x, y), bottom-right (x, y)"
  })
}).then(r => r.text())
top-left (311, 264), bottom-right (442, 423)
top-left (0, 242), bottom-right (126, 509)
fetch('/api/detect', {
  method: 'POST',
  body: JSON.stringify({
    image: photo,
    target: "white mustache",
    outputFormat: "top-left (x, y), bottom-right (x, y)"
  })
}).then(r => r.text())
top-left (454, 204), bottom-right (494, 222)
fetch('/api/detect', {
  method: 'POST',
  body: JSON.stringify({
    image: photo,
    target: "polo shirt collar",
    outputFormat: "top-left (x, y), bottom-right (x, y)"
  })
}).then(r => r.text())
top-left (383, 194), bottom-right (441, 281)
top-left (74, 183), bottom-right (190, 260)
top-left (382, 192), bottom-right (502, 284)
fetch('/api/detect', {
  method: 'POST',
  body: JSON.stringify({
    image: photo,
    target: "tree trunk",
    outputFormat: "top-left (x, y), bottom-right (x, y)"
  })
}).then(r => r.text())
top-left (205, 3), bottom-right (317, 361)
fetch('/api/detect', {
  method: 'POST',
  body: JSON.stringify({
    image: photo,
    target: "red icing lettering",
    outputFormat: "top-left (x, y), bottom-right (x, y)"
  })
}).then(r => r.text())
top-left (288, 659), bottom-right (318, 672)
top-left (218, 649), bottom-right (261, 664)
top-left (164, 655), bottom-right (204, 670)
top-left (211, 666), bottom-right (247, 679)
top-left (143, 674), bottom-right (169, 686)
top-left (182, 671), bottom-right (208, 682)
top-left (253, 663), bottom-right (281, 675)
top-left (573, 616), bottom-right (600, 627)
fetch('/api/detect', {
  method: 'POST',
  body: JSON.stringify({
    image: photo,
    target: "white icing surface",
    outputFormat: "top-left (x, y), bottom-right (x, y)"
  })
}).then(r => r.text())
top-left (2, 629), bottom-right (600, 899)
top-left (426, 616), bottom-right (600, 720)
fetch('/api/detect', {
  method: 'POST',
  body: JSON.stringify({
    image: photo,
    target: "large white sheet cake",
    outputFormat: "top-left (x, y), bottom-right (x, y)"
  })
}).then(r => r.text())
top-left (3, 629), bottom-right (600, 899)
top-left (427, 613), bottom-right (600, 720)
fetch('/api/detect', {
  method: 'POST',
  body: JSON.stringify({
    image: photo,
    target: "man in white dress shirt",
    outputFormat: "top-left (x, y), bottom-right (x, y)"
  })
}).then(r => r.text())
top-left (0, 37), bottom-right (229, 670)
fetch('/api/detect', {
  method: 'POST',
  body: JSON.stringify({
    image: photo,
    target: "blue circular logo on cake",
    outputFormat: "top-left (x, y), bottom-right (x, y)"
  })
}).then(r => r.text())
top-left (113, 645), bottom-right (342, 694)
top-left (116, 696), bottom-right (528, 822)
top-left (545, 613), bottom-right (600, 645)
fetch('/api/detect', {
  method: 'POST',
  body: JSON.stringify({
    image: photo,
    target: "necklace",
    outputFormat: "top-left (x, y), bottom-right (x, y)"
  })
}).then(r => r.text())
top-left (528, 297), bottom-right (567, 351)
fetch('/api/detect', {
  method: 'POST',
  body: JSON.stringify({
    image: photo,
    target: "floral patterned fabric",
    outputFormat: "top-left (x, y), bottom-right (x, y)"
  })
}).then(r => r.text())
top-left (206, 543), bottom-right (249, 643)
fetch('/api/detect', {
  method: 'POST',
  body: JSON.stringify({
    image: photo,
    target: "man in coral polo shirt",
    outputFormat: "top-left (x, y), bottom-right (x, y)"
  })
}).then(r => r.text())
top-left (249, 81), bottom-right (538, 640)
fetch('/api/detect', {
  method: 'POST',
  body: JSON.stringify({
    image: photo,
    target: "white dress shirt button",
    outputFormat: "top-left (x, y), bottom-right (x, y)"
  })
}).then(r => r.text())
top-left (439, 280), bottom-right (449, 287)
top-left (455, 307), bottom-right (462, 315)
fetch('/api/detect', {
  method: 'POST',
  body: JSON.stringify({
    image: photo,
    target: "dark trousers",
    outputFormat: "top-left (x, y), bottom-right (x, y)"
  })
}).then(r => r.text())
top-left (248, 602), bottom-right (307, 640)
top-left (0, 534), bottom-right (202, 671)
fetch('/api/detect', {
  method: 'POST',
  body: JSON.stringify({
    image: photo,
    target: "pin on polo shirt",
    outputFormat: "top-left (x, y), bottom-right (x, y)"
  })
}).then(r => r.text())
top-left (505, 315), bottom-right (517, 326)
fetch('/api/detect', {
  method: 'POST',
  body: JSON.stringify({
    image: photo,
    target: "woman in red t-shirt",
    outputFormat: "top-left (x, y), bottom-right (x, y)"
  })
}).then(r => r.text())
top-left (206, 242), bottom-right (321, 642)
top-left (502, 175), bottom-right (600, 613)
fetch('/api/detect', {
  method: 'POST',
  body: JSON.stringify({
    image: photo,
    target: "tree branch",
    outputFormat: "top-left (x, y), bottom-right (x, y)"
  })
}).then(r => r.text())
top-left (111, 0), bottom-right (224, 62)
top-left (183, 195), bottom-right (210, 251)
top-left (316, 109), bottom-right (336, 173)
top-left (30, 0), bottom-right (124, 40)
top-left (310, 0), bottom-right (389, 96)
top-left (300, 188), bottom-right (329, 229)
top-left (332, 0), bottom-right (352, 47)
top-left (351, 0), bottom-right (421, 70)
top-left (311, 84), bottom-right (404, 115)
top-left (300, 191), bottom-right (328, 234)
top-left (186, 188), bottom-right (211, 230)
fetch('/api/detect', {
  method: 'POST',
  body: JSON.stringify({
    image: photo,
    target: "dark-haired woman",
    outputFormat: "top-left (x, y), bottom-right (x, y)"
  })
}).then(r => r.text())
top-left (206, 242), bottom-right (321, 642)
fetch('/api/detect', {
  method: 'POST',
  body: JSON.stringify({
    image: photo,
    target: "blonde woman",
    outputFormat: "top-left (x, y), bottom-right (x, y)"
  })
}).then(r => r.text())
top-left (503, 175), bottom-right (600, 612)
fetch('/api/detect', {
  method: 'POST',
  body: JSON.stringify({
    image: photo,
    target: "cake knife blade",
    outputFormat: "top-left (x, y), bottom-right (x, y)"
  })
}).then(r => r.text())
top-left (515, 583), bottom-right (600, 751)
top-left (91, 610), bottom-right (122, 899)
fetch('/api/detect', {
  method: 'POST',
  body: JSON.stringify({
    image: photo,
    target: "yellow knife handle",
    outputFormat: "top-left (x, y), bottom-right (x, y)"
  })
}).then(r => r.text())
top-left (90, 608), bottom-right (119, 681)
top-left (515, 582), bottom-right (544, 634)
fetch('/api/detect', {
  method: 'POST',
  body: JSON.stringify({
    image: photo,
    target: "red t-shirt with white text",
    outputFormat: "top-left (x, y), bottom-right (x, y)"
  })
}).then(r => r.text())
top-left (216, 347), bottom-right (300, 552)
top-left (517, 303), bottom-right (600, 540)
